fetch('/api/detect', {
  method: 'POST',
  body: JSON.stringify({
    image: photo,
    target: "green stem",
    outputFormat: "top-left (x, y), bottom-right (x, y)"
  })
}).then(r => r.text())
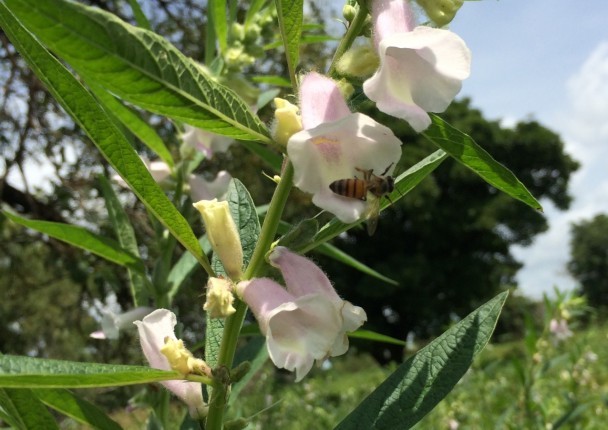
top-left (327, 2), bottom-right (369, 77)
top-left (244, 161), bottom-right (294, 279)
top-left (204, 161), bottom-right (294, 430)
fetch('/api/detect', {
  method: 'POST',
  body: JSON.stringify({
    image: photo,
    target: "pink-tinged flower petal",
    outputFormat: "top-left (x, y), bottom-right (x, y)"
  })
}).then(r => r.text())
top-left (287, 113), bottom-right (402, 223)
top-left (181, 125), bottom-right (234, 158)
top-left (364, 26), bottom-right (471, 132)
top-left (238, 279), bottom-right (342, 381)
top-left (299, 72), bottom-right (351, 129)
top-left (372, 0), bottom-right (415, 50)
top-left (268, 247), bottom-right (368, 359)
top-left (134, 309), bottom-right (207, 418)
top-left (188, 170), bottom-right (231, 202)
top-left (269, 246), bottom-right (338, 300)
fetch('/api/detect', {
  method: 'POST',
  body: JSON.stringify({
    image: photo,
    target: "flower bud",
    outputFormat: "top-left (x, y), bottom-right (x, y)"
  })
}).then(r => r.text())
top-left (204, 277), bottom-right (237, 318)
top-left (342, 4), bottom-right (356, 22)
top-left (160, 337), bottom-right (209, 375)
top-left (271, 98), bottom-right (303, 147)
top-left (336, 45), bottom-right (380, 78)
top-left (416, 0), bottom-right (464, 27)
top-left (193, 199), bottom-right (243, 279)
top-left (230, 23), bottom-right (245, 41)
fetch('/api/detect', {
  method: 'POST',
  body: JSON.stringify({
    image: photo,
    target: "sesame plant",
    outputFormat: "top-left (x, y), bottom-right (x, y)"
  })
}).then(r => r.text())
top-left (0, 0), bottom-right (541, 428)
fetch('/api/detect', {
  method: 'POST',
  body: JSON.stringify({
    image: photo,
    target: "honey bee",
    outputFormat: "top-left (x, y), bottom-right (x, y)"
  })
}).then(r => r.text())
top-left (329, 164), bottom-right (395, 235)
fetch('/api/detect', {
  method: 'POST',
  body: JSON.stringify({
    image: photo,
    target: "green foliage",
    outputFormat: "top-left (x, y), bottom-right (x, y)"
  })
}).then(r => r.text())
top-left (336, 291), bottom-right (507, 429)
top-left (0, 355), bottom-right (182, 388)
top-left (0, 3), bottom-right (212, 276)
top-left (0, 0), bottom-right (580, 427)
top-left (425, 114), bottom-right (541, 211)
top-left (34, 389), bottom-right (122, 430)
top-left (0, 389), bottom-right (60, 430)
top-left (4, 0), bottom-right (271, 142)
top-left (3, 211), bottom-right (144, 272)
top-left (568, 214), bottom-right (608, 306)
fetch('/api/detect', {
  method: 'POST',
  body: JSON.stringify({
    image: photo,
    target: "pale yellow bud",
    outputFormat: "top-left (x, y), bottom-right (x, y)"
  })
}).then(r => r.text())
top-left (336, 45), bottom-right (379, 78)
top-left (271, 98), bottom-right (303, 146)
top-left (193, 199), bottom-right (243, 279)
top-left (416, 0), bottom-right (464, 27)
top-left (204, 277), bottom-right (237, 318)
top-left (160, 337), bottom-right (210, 376)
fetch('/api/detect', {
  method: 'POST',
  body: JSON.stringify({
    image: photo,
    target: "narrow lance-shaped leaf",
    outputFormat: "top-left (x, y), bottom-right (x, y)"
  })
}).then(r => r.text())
top-left (0, 4), bottom-right (213, 276)
top-left (336, 291), bottom-right (509, 430)
top-left (424, 114), bottom-right (542, 211)
top-left (275, 0), bottom-right (303, 81)
top-left (209, 0), bottom-right (227, 54)
top-left (300, 149), bottom-right (448, 253)
top-left (34, 389), bottom-right (122, 430)
top-left (126, 0), bottom-right (151, 30)
top-left (0, 355), bottom-right (182, 389)
top-left (0, 389), bottom-right (59, 430)
top-left (5, 0), bottom-right (271, 143)
top-left (3, 211), bottom-right (144, 272)
top-left (90, 83), bottom-right (174, 168)
top-left (98, 176), bottom-right (150, 306)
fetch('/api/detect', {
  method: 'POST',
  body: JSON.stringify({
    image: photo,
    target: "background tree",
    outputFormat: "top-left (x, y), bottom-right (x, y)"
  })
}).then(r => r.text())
top-left (568, 214), bottom-right (608, 307)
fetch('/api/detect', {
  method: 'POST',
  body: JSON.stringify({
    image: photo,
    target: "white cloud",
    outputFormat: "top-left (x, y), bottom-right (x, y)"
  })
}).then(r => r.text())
top-left (514, 41), bottom-right (608, 298)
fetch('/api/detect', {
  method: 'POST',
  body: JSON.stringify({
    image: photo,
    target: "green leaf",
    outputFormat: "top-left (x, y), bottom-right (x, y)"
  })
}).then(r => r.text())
top-left (98, 176), bottom-right (150, 305)
top-left (300, 150), bottom-right (448, 252)
top-left (0, 355), bottom-right (182, 388)
top-left (125, 0), bottom-right (151, 30)
top-left (0, 389), bottom-right (59, 430)
top-left (244, 0), bottom-right (268, 27)
top-left (3, 211), bottom-right (144, 272)
top-left (348, 330), bottom-right (406, 347)
top-left (209, 0), bottom-right (227, 54)
top-left (0, 4), bottom-right (213, 276)
top-left (335, 291), bottom-right (509, 430)
top-left (277, 218), bottom-right (319, 250)
top-left (275, 0), bottom-right (303, 78)
top-left (5, 0), bottom-right (270, 143)
top-left (424, 115), bottom-right (542, 211)
top-left (316, 242), bottom-right (398, 286)
top-left (90, 84), bottom-right (174, 168)
top-left (206, 180), bottom-right (261, 367)
top-left (34, 389), bottom-right (122, 430)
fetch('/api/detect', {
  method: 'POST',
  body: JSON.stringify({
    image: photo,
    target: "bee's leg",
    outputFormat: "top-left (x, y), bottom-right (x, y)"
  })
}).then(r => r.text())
top-left (380, 163), bottom-right (394, 176)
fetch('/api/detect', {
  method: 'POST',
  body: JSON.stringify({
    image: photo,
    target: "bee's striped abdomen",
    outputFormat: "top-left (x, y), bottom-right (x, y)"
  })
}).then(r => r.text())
top-left (329, 179), bottom-right (367, 200)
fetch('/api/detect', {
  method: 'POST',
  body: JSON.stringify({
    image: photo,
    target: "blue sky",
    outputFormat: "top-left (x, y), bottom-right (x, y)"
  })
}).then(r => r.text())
top-left (450, 1), bottom-right (608, 298)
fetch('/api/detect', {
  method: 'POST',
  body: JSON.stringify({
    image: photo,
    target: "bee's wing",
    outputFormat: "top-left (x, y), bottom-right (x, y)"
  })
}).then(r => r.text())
top-left (364, 196), bottom-right (381, 236)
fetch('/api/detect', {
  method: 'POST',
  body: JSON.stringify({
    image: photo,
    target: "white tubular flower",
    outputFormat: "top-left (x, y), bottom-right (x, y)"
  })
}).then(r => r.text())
top-left (287, 72), bottom-right (402, 223)
top-left (236, 247), bottom-right (366, 381)
top-left (90, 306), bottom-right (154, 340)
top-left (134, 309), bottom-right (207, 418)
top-left (181, 125), bottom-right (234, 159)
top-left (188, 170), bottom-right (231, 202)
top-left (363, 0), bottom-right (471, 132)
top-left (193, 199), bottom-right (243, 279)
